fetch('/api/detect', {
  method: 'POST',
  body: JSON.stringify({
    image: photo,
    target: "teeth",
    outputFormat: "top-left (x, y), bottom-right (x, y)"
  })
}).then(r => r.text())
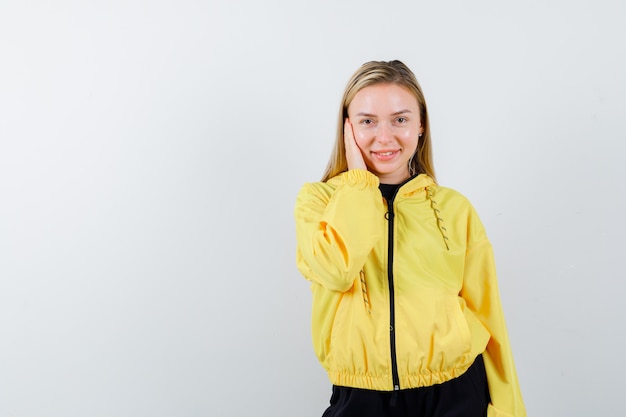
top-left (377, 151), bottom-right (394, 156)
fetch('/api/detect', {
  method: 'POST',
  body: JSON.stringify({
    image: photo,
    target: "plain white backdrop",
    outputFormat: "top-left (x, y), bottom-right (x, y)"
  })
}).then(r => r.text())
top-left (1, 1), bottom-right (625, 416)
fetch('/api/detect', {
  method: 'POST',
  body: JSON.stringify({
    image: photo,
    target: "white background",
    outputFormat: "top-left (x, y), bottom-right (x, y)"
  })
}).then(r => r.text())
top-left (1, 1), bottom-right (625, 416)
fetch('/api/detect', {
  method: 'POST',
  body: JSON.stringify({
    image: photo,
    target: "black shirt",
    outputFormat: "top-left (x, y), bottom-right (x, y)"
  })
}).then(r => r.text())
top-left (379, 183), bottom-right (401, 203)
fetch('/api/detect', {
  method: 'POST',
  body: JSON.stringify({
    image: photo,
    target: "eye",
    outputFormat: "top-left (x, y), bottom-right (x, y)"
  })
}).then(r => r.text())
top-left (396, 117), bottom-right (407, 124)
top-left (360, 118), bottom-right (375, 125)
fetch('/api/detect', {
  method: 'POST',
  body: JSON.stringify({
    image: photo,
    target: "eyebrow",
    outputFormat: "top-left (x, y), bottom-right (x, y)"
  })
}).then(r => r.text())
top-left (355, 109), bottom-right (413, 117)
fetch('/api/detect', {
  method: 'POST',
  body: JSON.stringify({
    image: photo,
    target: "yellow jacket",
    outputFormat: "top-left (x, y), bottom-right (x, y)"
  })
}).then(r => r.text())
top-left (294, 170), bottom-right (526, 417)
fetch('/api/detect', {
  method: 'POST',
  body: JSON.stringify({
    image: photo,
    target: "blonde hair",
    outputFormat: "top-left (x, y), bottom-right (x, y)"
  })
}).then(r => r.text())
top-left (321, 60), bottom-right (436, 183)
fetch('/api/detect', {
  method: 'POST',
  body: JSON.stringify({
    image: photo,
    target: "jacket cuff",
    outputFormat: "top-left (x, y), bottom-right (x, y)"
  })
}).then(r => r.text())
top-left (337, 169), bottom-right (379, 188)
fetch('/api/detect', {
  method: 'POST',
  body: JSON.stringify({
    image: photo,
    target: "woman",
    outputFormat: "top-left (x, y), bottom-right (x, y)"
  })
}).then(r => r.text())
top-left (294, 60), bottom-right (525, 417)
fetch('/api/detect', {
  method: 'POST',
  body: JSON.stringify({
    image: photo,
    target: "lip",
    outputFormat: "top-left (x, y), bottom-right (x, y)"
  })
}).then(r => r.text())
top-left (371, 150), bottom-right (400, 161)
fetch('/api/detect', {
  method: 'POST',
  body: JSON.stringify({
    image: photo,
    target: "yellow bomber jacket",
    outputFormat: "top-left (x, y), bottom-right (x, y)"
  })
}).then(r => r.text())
top-left (294, 170), bottom-right (526, 417)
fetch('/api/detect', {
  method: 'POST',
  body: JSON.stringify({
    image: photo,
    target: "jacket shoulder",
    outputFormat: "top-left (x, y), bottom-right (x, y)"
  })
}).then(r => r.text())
top-left (428, 185), bottom-right (489, 243)
top-left (429, 185), bottom-right (476, 210)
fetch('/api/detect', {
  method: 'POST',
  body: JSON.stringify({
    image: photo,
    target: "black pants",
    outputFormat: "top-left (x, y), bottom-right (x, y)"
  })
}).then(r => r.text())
top-left (322, 355), bottom-right (490, 417)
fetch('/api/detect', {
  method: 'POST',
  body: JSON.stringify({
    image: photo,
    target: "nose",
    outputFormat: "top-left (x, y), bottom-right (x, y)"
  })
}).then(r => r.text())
top-left (376, 122), bottom-right (393, 143)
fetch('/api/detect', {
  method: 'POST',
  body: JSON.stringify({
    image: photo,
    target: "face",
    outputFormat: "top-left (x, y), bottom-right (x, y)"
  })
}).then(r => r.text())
top-left (347, 83), bottom-right (423, 184)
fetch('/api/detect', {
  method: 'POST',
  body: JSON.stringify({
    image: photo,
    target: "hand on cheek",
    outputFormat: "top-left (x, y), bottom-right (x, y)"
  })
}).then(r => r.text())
top-left (344, 119), bottom-right (367, 171)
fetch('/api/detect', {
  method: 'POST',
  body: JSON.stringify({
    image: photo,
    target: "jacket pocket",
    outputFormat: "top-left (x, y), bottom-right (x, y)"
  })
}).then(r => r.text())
top-left (445, 296), bottom-right (473, 357)
top-left (404, 292), bottom-right (473, 368)
top-left (487, 403), bottom-right (515, 417)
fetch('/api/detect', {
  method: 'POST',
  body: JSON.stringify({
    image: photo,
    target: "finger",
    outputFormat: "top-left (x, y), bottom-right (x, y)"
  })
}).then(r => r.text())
top-left (344, 118), bottom-right (366, 171)
top-left (344, 118), bottom-right (354, 144)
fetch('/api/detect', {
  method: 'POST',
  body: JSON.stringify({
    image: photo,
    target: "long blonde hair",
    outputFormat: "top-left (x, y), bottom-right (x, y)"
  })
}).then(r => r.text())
top-left (321, 60), bottom-right (436, 182)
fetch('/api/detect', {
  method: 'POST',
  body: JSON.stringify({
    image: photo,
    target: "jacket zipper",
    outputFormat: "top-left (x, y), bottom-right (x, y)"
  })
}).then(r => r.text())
top-left (385, 197), bottom-right (401, 391)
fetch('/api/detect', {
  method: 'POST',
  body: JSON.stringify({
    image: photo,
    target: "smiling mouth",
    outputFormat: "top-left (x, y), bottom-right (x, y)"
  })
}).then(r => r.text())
top-left (373, 150), bottom-right (399, 156)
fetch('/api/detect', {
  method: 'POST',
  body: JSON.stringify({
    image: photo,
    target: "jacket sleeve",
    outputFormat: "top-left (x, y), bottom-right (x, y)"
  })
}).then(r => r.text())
top-left (460, 208), bottom-right (526, 417)
top-left (294, 170), bottom-right (384, 292)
